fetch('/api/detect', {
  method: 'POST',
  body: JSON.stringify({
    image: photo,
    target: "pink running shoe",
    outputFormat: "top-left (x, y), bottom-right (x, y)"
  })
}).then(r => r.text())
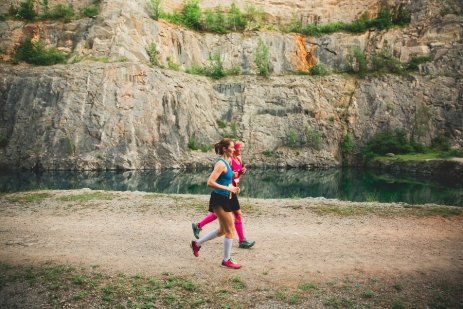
top-left (190, 240), bottom-right (200, 257)
top-left (221, 258), bottom-right (241, 269)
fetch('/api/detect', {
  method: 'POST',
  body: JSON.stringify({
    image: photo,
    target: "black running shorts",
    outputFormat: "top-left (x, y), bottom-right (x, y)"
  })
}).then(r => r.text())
top-left (209, 191), bottom-right (232, 212)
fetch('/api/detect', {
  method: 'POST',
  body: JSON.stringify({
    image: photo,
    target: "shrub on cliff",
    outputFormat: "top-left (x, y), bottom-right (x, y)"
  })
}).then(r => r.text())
top-left (147, 0), bottom-right (162, 20)
top-left (255, 38), bottom-right (269, 76)
top-left (10, 0), bottom-right (36, 20)
top-left (14, 39), bottom-right (66, 65)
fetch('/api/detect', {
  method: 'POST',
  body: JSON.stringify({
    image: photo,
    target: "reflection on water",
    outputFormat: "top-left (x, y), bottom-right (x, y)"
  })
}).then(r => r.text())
top-left (0, 168), bottom-right (462, 206)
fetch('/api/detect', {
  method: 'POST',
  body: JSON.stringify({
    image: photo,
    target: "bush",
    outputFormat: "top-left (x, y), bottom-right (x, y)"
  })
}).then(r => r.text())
top-left (48, 4), bottom-right (74, 22)
top-left (288, 129), bottom-right (298, 147)
top-left (406, 55), bottom-right (431, 71)
top-left (367, 10), bottom-right (392, 30)
top-left (0, 135), bottom-right (8, 147)
top-left (392, 7), bottom-right (411, 26)
top-left (372, 49), bottom-right (404, 74)
top-left (361, 129), bottom-right (417, 157)
top-left (310, 63), bottom-right (329, 76)
top-left (431, 136), bottom-right (451, 151)
top-left (14, 39), bottom-right (66, 65)
top-left (80, 5), bottom-right (98, 18)
top-left (341, 134), bottom-right (354, 157)
top-left (167, 57), bottom-right (179, 71)
top-left (185, 55), bottom-right (240, 79)
top-left (227, 3), bottom-right (246, 31)
top-left (255, 38), bottom-right (269, 76)
top-left (305, 127), bottom-right (321, 150)
top-left (146, 42), bottom-right (158, 66)
top-left (182, 0), bottom-right (201, 30)
top-left (14, 0), bottom-right (37, 20)
top-left (352, 47), bottom-right (367, 78)
top-left (147, 0), bottom-right (162, 20)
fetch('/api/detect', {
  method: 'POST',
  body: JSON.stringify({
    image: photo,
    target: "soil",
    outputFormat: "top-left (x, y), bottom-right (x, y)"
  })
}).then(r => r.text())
top-left (0, 189), bottom-right (462, 308)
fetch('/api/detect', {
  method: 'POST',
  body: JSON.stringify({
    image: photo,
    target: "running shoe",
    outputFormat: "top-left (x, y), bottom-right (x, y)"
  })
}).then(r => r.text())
top-left (192, 222), bottom-right (202, 239)
top-left (190, 240), bottom-right (200, 257)
top-left (221, 258), bottom-right (241, 269)
top-left (238, 239), bottom-right (255, 249)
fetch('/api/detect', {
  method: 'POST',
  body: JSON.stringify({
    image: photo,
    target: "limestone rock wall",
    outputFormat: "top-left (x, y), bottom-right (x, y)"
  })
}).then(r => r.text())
top-left (0, 0), bottom-right (462, 170)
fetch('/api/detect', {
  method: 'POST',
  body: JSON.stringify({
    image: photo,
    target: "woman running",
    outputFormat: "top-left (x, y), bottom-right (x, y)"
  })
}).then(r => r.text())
top-left (191, 142), bottom-right (255, 249)
top-left (190, 138), bottom-right (242, 269)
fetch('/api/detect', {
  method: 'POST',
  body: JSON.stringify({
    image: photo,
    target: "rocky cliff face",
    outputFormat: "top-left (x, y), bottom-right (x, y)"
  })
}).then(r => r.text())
top-left (0, 0), bottom-right (462, 170)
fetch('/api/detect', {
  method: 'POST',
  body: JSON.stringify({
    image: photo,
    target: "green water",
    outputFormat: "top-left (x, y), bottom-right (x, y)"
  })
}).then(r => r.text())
top-left (0, 168), bottom-right (462, 206)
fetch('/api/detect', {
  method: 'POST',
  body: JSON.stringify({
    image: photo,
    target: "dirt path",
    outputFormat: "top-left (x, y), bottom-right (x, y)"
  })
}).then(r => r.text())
top-left (1, 189), bottom-right (462, 306)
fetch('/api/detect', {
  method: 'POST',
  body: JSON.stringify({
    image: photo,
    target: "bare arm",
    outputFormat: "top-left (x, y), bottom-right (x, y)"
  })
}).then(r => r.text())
top-left (207, 161), bottom-right (239, 194)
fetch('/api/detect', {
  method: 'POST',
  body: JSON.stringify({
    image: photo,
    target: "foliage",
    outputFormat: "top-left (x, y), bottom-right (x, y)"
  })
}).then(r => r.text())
top-left (309, 63), bottom-right (329, 76)
top-left (187, 134), bottom-right (210, 152)
top-left (227, 3), bottom-right (246, 31)
top-left (341, 134), bottom-right (354, 157)
top-left (14, 38), bottom-right (66, 65)
top-left (185, 54), bottom-right (240, 79)
top-left (262, 150), bottom-right (274, 157)
top-left (391, 6), bottom-right (411, 26)
top-left (187, 134), bottom-right (200, 150)
top-left (146, 42), bottom-right (159, 66)
top-left (287, 129), bottom-right (298, 147)
top-left (361, 129), bottom-right (418, 159)
top-left (255, 37), bottom-right (269, 76)
top-left (147, 0), bottom-right (162, 20)
top-left (217, 120), bottom-right (227, 129)
top-left (406, 55), bottom-right (431, 71)
top-left (202, 7), bottom-right (226, 33)
top-left (351, 47), bottom-right (367, 78)
top-left (41, 0), bottom-right (49, 16)
top-left (46, 4), bottom-right (75, 22)
top-left (80, 5), bottom-right (98, 18)
top-left (0, 135), bottom-right (8, 147)
top-left (13, 0), bottom-right (37, 20)
top-left (305, 127), bottom-right (321, 150)
top-left (166, 57), bottom-right (179, 71)
top-left (372, 49), bottom-right (404, 75)
top-left (182, 0), bottom-right (201, 30)
top-left (290, 8), bottom-right (409, 37)
top-left (160, 2), bottom-right (263, 33)
top-left (431, 136), bottom-right (451, 152)
top-left (243, 3), bottom-right (265, 30)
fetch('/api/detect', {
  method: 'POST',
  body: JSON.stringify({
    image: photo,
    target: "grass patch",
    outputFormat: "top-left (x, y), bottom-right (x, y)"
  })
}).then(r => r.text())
top-left (5, 191), bottom-right (53, 203)
top-left (402, 205), bottom-right (462, 217)
top-left (374, 152), bottom-right (447, 161)
top-left (312, 204), bottom-right (462, 218)
top-left (57, 192), bottom-right (114, 202)
top-left (312, 205), bottom-right (378, 217)
top-left (1, 264), bottom-right (462, 308)
top-left (232, 276), bottom-right (246, 289)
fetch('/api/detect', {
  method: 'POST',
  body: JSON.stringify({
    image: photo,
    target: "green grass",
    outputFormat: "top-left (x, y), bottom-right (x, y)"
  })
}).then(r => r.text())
top-left (375, 152), bottom-right (446, 161)
top-left (312, 204), bottom-right (462, 217)
top-left (5, 191), bottom-right (53, 203)
top-left (57, 192), bottom-right (114, 202)
top-left (232, 276), bottom-right (246, 289)
top-left (1, 263), bottom-right (461, 308)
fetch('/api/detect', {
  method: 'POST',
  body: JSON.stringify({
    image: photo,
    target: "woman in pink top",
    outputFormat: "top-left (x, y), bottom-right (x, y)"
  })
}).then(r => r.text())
top-left (192, 142), bottom-right (255, 249)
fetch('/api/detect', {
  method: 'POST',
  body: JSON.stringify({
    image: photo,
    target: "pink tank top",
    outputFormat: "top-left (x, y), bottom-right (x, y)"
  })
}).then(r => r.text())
top-left (231, 156), bottom-right (243, 186)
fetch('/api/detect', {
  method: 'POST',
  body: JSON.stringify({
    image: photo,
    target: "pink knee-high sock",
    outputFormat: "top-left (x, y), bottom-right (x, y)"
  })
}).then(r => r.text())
top-left (198, 212), bottom-right (217, 229)
top-left (234, 213), bottom-right (245, 242)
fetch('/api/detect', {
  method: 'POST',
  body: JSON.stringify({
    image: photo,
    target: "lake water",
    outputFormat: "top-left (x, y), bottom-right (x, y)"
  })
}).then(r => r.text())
top-left (0, 168), bottom-right (462, 206)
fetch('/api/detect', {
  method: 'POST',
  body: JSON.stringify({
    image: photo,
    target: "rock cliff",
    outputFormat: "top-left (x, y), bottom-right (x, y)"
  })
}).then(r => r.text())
top-left (0, 0), bottom-right (462, 170)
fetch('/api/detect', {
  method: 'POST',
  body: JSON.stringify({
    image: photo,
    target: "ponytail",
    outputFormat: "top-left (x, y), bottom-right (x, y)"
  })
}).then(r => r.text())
top-left (214, 138), bottom-right (233, 155)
